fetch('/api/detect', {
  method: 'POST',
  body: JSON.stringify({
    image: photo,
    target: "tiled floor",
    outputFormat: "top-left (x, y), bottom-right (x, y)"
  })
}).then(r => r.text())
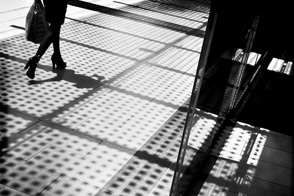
top-left (194, 123), bottom-right (293, 196)
top-left (0, 0), bottom-right (293, 196)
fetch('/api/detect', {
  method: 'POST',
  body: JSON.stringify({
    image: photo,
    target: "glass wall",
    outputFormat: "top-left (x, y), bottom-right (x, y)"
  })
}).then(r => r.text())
top-left (170, 0), bottom-right (293, 195)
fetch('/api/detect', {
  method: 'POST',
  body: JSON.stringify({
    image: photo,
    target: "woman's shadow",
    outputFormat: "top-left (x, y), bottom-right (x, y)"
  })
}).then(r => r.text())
top-left (28, 67), bottom-right (106, 89)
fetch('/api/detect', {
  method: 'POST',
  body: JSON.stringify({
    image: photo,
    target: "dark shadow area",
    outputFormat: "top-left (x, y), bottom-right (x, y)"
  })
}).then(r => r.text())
top-left (141, 0), bottom-right (210, 13)
top-left (113, 0), bottom-right (209, 17)
top-left (238, 69), bottom-right (294, 136)
top-left (0, 104), bottom-right (9, 155)
top-left (28, 68), bottom-right (105, 89)
top-left (68, 0), bottom-right (206, 36)
top-left (0, 104), bottom-right (9, 195)
top-left (195, 0), bottom-right (294, 136)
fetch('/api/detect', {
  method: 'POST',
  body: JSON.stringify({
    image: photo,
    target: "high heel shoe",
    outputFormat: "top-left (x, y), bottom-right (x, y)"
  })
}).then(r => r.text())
top-left (51, 53), bottom-right (66, 69)
top-left (24, 56), bottom-right (39, 79)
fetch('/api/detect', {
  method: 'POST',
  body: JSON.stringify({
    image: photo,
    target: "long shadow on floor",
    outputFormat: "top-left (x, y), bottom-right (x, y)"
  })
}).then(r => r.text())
top-left (28, 68), bottom-right (105, 89)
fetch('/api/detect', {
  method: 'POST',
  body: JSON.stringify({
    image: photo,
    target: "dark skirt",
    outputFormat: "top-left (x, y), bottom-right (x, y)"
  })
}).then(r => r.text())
top-left (43, 0), bottom-right (68, 25)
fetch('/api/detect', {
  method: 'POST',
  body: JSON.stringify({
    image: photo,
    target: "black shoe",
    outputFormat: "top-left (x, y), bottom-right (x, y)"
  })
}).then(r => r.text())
top-left (24, 56), bottom-right (39, 79)
top-left (51, 53), bottom-right (66, 69)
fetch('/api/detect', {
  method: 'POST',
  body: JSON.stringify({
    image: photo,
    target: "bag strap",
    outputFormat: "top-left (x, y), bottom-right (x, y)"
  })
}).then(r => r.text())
top-left (34, 0), bottom-right (43, 5)
top-left (34, 0), bottom-right (44, 9)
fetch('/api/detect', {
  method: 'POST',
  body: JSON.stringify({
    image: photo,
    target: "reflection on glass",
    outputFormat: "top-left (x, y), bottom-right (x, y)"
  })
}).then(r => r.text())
top-left (169, 1), bottom-right (273, 195)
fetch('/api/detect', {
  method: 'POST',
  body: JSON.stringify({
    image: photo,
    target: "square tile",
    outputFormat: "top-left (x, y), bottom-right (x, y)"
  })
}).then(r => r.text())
top-left (33, 125), bottom-right (101, 155)
top-left (258, 146), bottom-right (293, 169)
top-left (205, 165), bottom-right (234, 187)
top-left (19, 121), bottom-right (102, 155)
top-left (39, 175), bottom-right (101, 196)
top-left (86, 141), bottom-right (135, 166)
top-left (198, 183), bottom-right (230, 196)
top-left (148, 166), bottom-right (175, 196)
top-left (51, 111), bottom-right (88, 130)
top-left (253, 161), bottom-right (292, 187)
top-left (232, 161), bottom-right (292, 187)
top-left (227, 172), bottom-right (291, 196)
top-left (211, 134), bottom-right (247, 162)
top-left (0, 183), bottom-right (31, 196)
top-left (0, 110), bottom-right (38, 134)
top-left (263, 131), bottom-right (293, 153)
top-left (101, 157), bottom-right (168, 196)
top-left (73, 116), bottom-right (130, 144)
top-left (27, 144), bottom-right (127, 188)
top-left (0, 156), bottom-right (59, 195)
top-left (4, 137), bottom-right (49, 161)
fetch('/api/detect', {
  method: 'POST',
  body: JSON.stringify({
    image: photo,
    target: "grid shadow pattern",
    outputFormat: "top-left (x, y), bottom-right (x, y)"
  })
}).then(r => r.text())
top-left (1, 0), bottom-right (211, 196)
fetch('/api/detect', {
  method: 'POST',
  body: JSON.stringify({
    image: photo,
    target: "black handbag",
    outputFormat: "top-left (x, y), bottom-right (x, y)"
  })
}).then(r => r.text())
top-left (25, 0), bottom-right (49, 43)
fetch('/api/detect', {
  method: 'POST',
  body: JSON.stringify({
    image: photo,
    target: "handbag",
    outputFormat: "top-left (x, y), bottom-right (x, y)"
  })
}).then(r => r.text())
top-left (25, 0), bottom-right (49, 44)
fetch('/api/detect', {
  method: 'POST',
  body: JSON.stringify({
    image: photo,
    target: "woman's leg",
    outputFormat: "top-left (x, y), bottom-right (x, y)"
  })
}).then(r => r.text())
top-left (51, 23), bottom-right (66, 68)
top-left (35, 22), bottom-right (63, 59)
top-left (24, 24), bottom-right (59, 79)
top-left (34, 25), bottom-right (54, 59)
top-left (51, 23), bottom-right (62, 57)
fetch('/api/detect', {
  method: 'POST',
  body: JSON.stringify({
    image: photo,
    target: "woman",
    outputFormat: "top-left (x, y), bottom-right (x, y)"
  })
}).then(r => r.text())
top-left (24, 0), bottom-right (68, 79)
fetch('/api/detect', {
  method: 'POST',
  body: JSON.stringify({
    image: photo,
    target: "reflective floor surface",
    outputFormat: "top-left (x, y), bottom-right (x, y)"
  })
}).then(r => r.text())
top-left (0, 0), bottom-right (293, 196)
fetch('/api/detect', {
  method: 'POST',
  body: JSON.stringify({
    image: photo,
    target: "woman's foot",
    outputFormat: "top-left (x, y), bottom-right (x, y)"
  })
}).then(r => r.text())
top-left (24, 56), bottom-right (40, 79)
top-left (51, 53), bottom-right (66, 69)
